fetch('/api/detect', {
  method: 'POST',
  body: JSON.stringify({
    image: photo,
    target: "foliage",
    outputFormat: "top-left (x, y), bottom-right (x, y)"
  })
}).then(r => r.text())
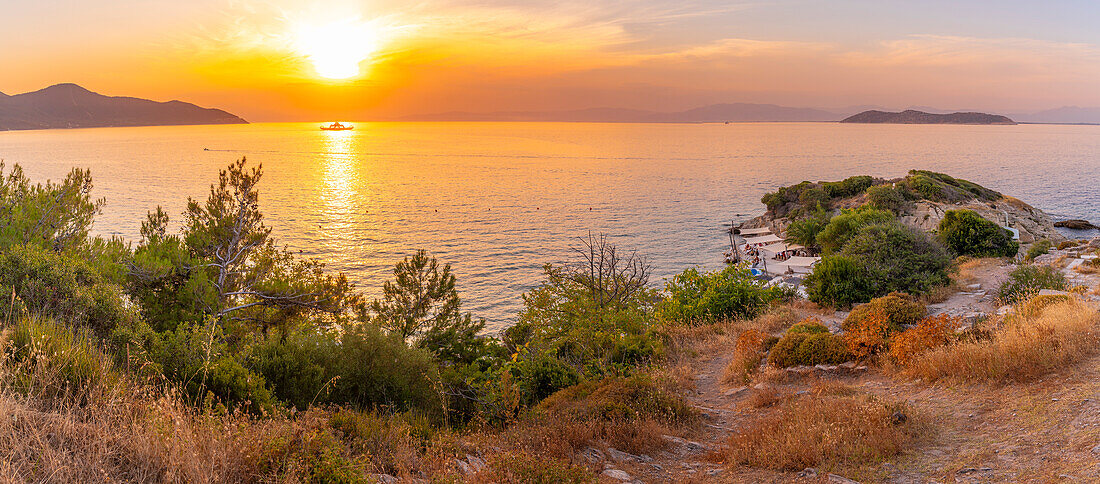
top-left (250, 324), bottom-right (443, 414)
top-left (0, 243), bottom-right (133, 334)
top-left (0, 162), bottom-right (104, 252)
top-left (937, 209), bottom-right (1018, 258)
top-left (110, 319), bottom-right (277, 413)
top-left (997, 265), bottom-right (1068, 304)
top-left (841, 222), bottom-right (951, 296)
top-left (1026, 239), bottom-right (1053, 261)
top-left (506, 235), bottom-right (659, 377)
top-left (131, 159), bottom-right (357, 337)
top-left (821, 175), bottom-right (874, 199)
top-left (803, 255), bottom-right (873, 308)
top-left (785, 208), bottom-right (829, 249)
top-left (369, 249), bottom-right (491, 366)
top-left (901, 170), bottom-right (1000, 202)
top-left (797, 186), bottom-right (830, 210)
top-left (841, 307), bottom-right (890, 360)
top-left (890, 314), bottom-right (961, 365)
top-left (660, 263), bottom-right (782, 324)
top-left (865, 184), bottom-right (910, 213)
top-left (768, 320), bottom-right (851, 367)
top-left (843, 292), bottom-right (926, 334)
top-left (815, 207), bottom-right (894, 254)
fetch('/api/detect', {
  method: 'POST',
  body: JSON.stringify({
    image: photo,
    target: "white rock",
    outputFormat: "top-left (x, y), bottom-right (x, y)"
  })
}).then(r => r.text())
top-left (465, 454), bottom-right (486, 472)
top-left (601, 469), bottom-right (632, 481)
top-left (454, 459), bottom-right (473, 475)
top-left (723, 386), bottom-right (748, 397)
top-left (828, 474), bottom-right (862, 484)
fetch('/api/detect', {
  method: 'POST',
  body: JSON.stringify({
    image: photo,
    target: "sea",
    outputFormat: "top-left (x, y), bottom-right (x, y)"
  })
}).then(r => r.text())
top-left (2, 122), bottom-right (1098, 332)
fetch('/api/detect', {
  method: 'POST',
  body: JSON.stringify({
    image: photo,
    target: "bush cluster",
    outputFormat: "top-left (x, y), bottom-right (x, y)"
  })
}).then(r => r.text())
top-left (937, 209), bottom-right (1018, 258)
top-left (997, 265), bottom-right (1068, 304)
top-left (660, 263), bottom-right (784, 324)
top-left (889, 314), bottom-right (961, 365)
top-left (841, 293), bottom-right (926, 359)
top-left (768, 319), bottom-right (851, 367)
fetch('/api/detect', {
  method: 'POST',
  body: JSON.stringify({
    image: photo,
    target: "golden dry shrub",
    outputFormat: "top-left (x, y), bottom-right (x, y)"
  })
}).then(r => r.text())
top-left (843, 292), bottom-right (926, 334)
top-left (842, 307), bottom-right (890, 360)
top-left (724, 390), bottom-right (919, 470)
top-left (905, 298), bottom-right (1100, 382)
top-left (890, 314), bottom-right (962, 366)
top-left (1013, 293), bottom-right (1072, 320)
top-left (724, 329), bottom-right (770, 383)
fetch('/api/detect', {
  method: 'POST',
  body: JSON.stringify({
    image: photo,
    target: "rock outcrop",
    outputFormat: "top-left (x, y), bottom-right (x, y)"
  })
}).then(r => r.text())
top-left (898, 197), bottom-right (1065, 243)
top-left (739, 172), bottom-right (1066, 244)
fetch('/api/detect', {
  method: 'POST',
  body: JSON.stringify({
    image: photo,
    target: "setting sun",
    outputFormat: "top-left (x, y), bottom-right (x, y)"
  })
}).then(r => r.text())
top-left (291, 18), bottom-right (382, 79)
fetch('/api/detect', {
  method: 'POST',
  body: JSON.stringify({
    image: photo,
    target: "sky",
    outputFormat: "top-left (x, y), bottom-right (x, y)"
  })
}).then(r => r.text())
top-left (3, 0), bottom-right (1100, 121)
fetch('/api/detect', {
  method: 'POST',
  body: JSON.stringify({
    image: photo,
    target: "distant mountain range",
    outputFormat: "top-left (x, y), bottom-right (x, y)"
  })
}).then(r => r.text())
top-left (840, 110), bottom-right (1017, 125)
top-left (0, 83), bottom-right (247, 131)
top-left (404, 104), bottom-right (1100, 125)
top-left (400, 103), bottom-right (840, 123)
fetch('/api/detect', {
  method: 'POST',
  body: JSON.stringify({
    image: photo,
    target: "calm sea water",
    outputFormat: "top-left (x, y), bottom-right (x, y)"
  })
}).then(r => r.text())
top-left (2, 122), bottom-right (1098, 331)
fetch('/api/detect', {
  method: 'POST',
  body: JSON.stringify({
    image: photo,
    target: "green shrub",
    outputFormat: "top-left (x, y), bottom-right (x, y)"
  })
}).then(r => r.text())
top-left (252, 324), bottom-right (443, 415)
top-left (804, 255), bottom-right (873, 308)
top-left (842, 292), bottom-right (926, 335)
top-left (937, 210), bottom-right (1018, 258)
top-left (841, 222), bottom-right (951, 296)
top-left (798, 187), bottom-right (830, 210)
top-left (786, 210), bottom-right (829, 249)
top-left (815, 207), bottom-right (894, 254)
top-left (822, 176), bottom-right (874, 199)
top-left (787, 318), bottom-right (830, 334)
top-left (865, 184), bottom-right (909, 213)
top-left (997, 265), bottom-right (1068, 304)
top-left (903, 170), bottom-right (1000, 202)
top-left (661, 264), bottom-right (781, 324)
top-left (769, 326), bottom-right (851, 367)
top-left (0, 243), bottom-right (132, 334)
top-left (509, 353), bottom-right (581, 405)
top-left (1026, 239), bottom-right (1053, 261)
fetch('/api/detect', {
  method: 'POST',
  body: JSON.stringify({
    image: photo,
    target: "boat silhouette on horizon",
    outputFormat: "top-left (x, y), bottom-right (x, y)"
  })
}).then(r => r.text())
top-left (320, 122), bottom-right (353, 131)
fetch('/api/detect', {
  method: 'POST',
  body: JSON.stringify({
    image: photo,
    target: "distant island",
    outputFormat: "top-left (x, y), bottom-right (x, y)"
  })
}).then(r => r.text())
top-left (0, 83), bottom-right (247, 131)
top-left (841, 109), bottom-right (1016, 125)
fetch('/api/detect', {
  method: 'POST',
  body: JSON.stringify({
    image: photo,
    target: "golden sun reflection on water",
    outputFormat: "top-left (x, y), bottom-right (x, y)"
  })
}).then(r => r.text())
top-left (319, 131), bottom-right (363, 255)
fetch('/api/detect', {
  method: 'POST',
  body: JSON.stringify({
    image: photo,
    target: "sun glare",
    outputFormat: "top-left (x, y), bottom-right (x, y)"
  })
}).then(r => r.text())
top-left (292, 19), bottom-right (382, 80)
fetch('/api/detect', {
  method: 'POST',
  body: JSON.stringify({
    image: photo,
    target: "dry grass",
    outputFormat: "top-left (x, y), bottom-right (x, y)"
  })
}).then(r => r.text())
top-left (905, 299), bottom-right (1100, 383)
top-left (0, 321), bottom-right (451, 483)
top-left (723, 385), bottom-right (919, 471)
top-left (953, 257), bottom-right (987, 285)
top-left (742, 386), bottom-right (781, 409)
top-left (723, 329), bottom-right (769, 384)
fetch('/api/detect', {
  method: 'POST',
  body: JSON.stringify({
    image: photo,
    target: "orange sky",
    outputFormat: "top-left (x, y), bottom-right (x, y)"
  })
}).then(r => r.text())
top-left (4, 0), bottom-right (1100, 121)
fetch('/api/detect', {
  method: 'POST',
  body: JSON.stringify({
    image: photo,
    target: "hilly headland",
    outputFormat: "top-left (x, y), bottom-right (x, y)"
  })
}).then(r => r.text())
top-left (0, 83), bottom-right (247, 131)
